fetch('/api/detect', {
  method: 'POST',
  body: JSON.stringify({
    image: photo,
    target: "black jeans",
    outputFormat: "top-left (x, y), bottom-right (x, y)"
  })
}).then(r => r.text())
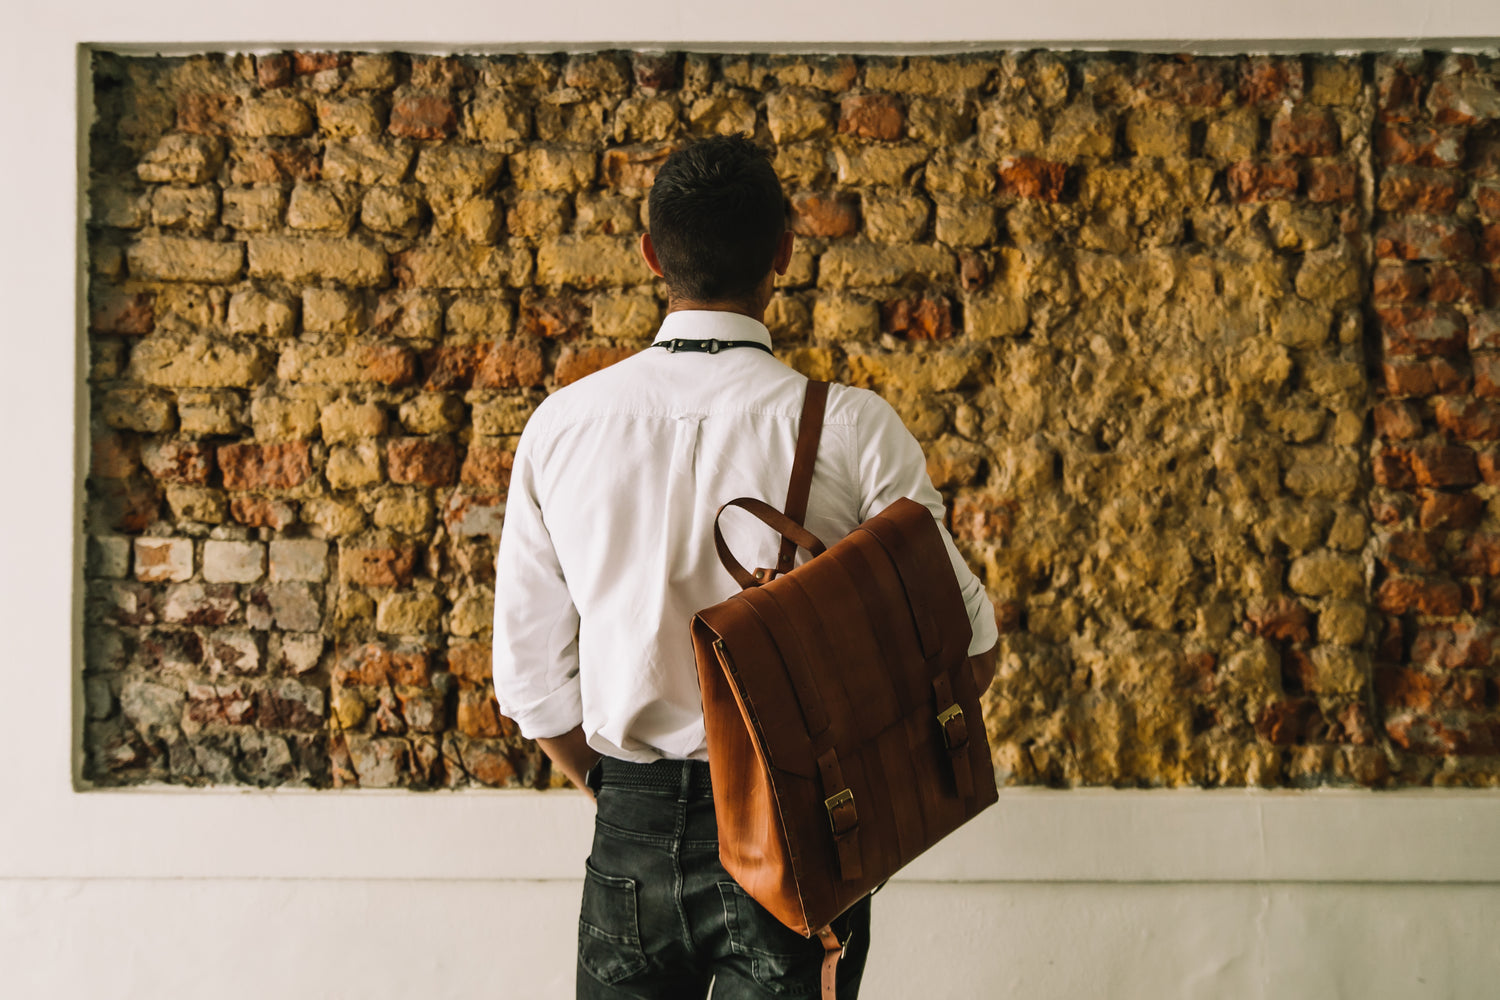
top-left (577, 758), bottom-right (871, 999)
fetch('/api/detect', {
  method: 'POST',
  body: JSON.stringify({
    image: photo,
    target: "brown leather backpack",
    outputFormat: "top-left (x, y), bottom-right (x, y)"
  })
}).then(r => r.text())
top-left (691, 379), bottom-right (998, 996)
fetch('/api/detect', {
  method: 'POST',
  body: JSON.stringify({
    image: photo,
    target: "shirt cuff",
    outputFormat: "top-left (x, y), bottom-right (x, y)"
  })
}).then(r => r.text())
top-left (498, 675), bottom-right (584, 741)
top-left (966, 594), bottom-right (1000, 656)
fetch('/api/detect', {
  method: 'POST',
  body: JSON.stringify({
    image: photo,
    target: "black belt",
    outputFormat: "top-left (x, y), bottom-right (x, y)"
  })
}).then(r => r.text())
top-left (592, 756), bottom-right (714, 795)
top-left (656, 338), bottom-right (772, 355)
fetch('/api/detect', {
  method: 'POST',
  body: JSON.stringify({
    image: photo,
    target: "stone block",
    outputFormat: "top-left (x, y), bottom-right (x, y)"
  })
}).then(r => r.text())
top-left (394, 244), bottom-right (532, 289)
top-left (467, 93), bottom-right (531, 143)
top-left (177, 390), bottom-right (243, 435)
top-left (277, 341), bottom-right (417, 387)
top-left (389, 92), bottom-right (456, 139)
top-left (287, 182), bottom-right (359, 231)
top-left (130, 336), bottom-right (270, 389)
top-left (240, 97), bottom-right (314, 137)
top-left (251, 395), bottom-right (320, 440)
top-left (415, 146), bottom-right (505, 194)
top-left (376, 591), bottom-right (444, 635)
top-left (535, 236), bottom-right (647, 288)
top-left (150, 185), bottom-right (220, 230)
top-left (279, 633), bottom-right (325, 674)
top-left (326, 442), bottom-right (384, 490)
top-left (257, 582), bottom-right (324, 632)
top-left (137, 134), bottom-right (224, 184)
top-left (832, 144), bottom-right (929, 187)
top-left (373, 491), bottom-right (435, 535)
top-left (302, 288), bottom-right (364, 335)
top-left (315, 96), bottom-right (385, 137)
top-left (818, 242), bottom-right (954, 288)
top-left (322, 139), bottom-right (415, 185)
top-left (320, 399), bottom-right (387, 443)
top-left (203, 540), bottom-right (266, 583)
top-left (591, 289), bottom-right (661, 340)
top-left (227, 289), bottom-right (296, 338)
top-left (399, 394), bottom-right (466, 434)
top-left (248, 236), bottom-right (388, 286)
top-left (134, 537), bottom-right (194, 582)
top-left (511, 146), bottom-right (596, 190)
top-left (222, 186), bottom-right (285, 231)
top-left (127, 237), bottom-right (244, 284)
top-left (471, 395), bottom-right (539, 436)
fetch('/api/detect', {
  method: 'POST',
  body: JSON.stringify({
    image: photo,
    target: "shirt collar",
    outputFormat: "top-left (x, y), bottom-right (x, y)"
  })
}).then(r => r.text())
top-left (651, 310), bottom-right (773, 351)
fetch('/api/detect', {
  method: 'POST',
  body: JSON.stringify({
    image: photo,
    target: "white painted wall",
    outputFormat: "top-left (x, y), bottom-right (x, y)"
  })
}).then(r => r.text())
top-left (6, 2), bottom-right (1500, 997)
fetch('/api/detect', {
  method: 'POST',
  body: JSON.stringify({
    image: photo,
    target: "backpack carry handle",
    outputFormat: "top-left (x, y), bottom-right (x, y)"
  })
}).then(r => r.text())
top-left (713, 498), bottom-right (828, 589)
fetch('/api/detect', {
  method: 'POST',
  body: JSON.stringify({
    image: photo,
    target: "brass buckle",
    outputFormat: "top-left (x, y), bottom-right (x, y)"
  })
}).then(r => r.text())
top-left (824, 788), bottom-right (855, 835)
top-left (937, 704), bottom-right (964, 748)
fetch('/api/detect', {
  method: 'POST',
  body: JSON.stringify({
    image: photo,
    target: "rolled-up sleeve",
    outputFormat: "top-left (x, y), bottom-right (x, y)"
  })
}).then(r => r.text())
top-left (491, 425), bottom-right (584, 740)
top-left (851, 390), bottom-right (999, 656)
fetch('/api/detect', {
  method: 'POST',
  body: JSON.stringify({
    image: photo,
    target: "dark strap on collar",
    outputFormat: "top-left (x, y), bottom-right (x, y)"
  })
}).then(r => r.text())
top-left (656, 338), bottom-right (773, 355)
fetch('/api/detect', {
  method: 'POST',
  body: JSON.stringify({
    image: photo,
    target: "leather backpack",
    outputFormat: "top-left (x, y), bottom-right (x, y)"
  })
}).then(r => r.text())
top-left (691, 379), bottom-right (998, 997)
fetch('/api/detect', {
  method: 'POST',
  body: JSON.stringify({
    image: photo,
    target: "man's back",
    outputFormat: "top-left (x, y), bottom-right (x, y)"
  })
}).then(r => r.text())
top-left (492, 310), bottom-right (995, 763)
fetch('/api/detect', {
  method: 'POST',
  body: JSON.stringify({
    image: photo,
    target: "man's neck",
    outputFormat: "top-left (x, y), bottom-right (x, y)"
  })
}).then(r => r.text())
top-left (664, 299), bottom-right (765, 323)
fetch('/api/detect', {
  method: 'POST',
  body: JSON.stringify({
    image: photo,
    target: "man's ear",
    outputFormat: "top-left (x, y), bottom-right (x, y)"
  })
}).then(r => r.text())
top-left (772, 230), bottom-right (795, 276)
top-left (640, 232), bottom-right (666, 278)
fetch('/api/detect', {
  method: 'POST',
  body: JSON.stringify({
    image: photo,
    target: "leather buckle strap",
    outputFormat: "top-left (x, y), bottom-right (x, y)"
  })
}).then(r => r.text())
top-left (932, 673), bottom-right (974, 799)
top-left (817, 749), bottom-right (862, 882)
top-left (817, 926), bottom-right (844, 1000)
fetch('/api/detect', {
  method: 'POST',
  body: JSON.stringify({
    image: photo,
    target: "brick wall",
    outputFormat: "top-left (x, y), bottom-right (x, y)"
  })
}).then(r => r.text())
top-left (82, 49), bottom-right (1500, 789)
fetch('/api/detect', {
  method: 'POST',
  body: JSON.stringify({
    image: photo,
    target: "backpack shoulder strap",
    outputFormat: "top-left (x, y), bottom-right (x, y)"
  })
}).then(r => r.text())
top-left (775, 380), bottom-right (829, 578)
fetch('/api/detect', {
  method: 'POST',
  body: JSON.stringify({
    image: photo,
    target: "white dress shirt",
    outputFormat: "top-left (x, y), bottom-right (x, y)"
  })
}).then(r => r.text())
top-left (490, 310), bottom-right (998, 763)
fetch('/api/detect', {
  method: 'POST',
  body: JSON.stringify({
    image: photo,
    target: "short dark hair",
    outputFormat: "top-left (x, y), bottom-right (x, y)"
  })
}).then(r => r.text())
top-left (647, 135), bottom-right (787, 303)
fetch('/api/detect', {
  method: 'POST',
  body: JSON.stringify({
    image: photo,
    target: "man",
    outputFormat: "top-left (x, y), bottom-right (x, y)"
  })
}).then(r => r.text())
top-left (492, 135), bottom-right (998, 999)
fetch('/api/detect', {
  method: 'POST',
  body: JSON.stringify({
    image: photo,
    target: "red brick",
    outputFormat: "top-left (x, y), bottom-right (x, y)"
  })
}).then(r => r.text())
top-left (1428, 73), bottom-right (1494, 127)
top-left (518, 293), bottom-right (588, 340)
top-left (1411, 621), bottom-right (1497, 668)
top-left (337, 643), bottom-right (431, 686)
top-left (880, 295), bottom-right (953, 341)
top-left (1477, 182), bottom-right (1500, 224)
top-left (1377, 168), bottom-right (1465, 214)
top-left (632, 52), bottom-right (678, 91)
top-left (257, 685), bottom-right (324, 730)
top-left (1375, 55), bottom-right (1425, 123)
top-left (1374, 219), bottom-right (1475, 262)
top-left (1369, 493), bottom-right (1410, 526)
top-left (339, 545), bottom-right (420, 587)
top-left (91, 479), bottom-right (159, 533)
top-left (1245, 597), bottom-right (1313, 643)
top-left (1375, 124), bottom-right (1464, 168)
top-left (1376, 577), bottom-right (1464, 616)
top-left (1141, 57), bottom-right (1226, 106)
top-left (838, 93), bottom-right (905, 141)
top-left (1429, 265), bottom-right (1487, 308)
top-left (387, 437), bottom-right (459, 487)
top-left (446, 642), bottom-right (493, 683)
top-left (1386, 715), bottom-right (1499, 755)
top-left (141, 439), bottom-right (216, 485)
top-left (1238, 56), bottom-right (1303, 105)
top-left (1480, 449), bottom-right (1500, 485)
top-left (1373, 449), bottom-right (1416, 490)
top-left (1305, 161), bottom-right (1356, 204)
top-left (177, 93), bottom-right (239, 135)
top-left (959, 251), bottom-right (988, 290)
top-left (601, 144), bottom-right (674, 192)
top-left (1256, 698), bottom-right (1318, 746)
top-left (186, 683), bottom-right (256, 725)
top-left (1381, 531), bottom-right (1442, 574)
top-left (91, 431), bottom-right (139, 479)
top-left (1376, 667), bottom-right (1486, 711)
top-left (217, 441), bottom-right (312, 491)
top-left (230, 497), bottom-right (297, 530)
top-left (790, 191), bottom-right (860, 239)
top-left (1269, 110), bottom-right (1339, 157)
top-left (230, 145), bottom-right (320, 184)
top-left (458, 689), bottom-right (511, 738)
top-left (389, 93), bottom-right (456, 139)
top-left (421, 345), bottom-right (485, 391)
top-left (1372, 264), bottom-right (1427, 302)
top-left (1373, 400), bottom-right (1424, 440)
top-left (1452, 535), bottom-right (1500, 576)
top-left (1377, 304), bottom-right (1467, 357)
top-left (474, 341), bottom-right (546, 389)
top-left (293, 51), bottom-right (349, 75)
top-left (1482, 224), bottom-right (1500, 266)
top-left (1410, 443), bottom-right (1480, 487)
top-left (950, 495), bottom-right (1017, 543)
top-left (1474, 354), bottom-right (1500, 398)
top-left (1419, 490), bottom-right (1485, 530)
top-left (460, 445), bottom-right (514, 490)
top-left (1434, 397), bottom-right (1500, 440)
top-left (89, 290), bottom-right (155, 336)
top-left (257, 53), bottom-right (292, 89)
top-left (1226, 160), bottom-right (1299, 203)
top-left (1382, 358), bottom-right (1470, 398)
top-left (997, 157), bottom-right (1067, 202)
top-left (556, 345), bottom-right (637, 387)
